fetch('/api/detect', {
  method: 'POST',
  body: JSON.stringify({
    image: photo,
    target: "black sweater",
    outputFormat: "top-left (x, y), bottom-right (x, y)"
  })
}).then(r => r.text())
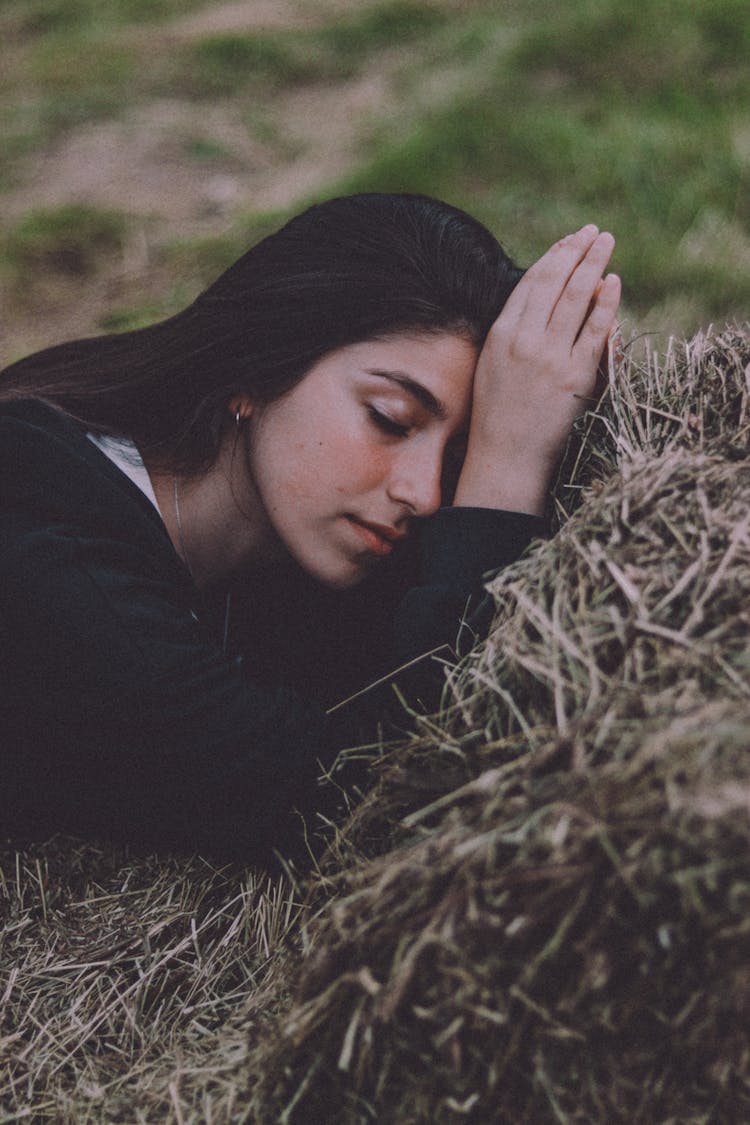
top-left (0, 400), bottom-right (545, 858)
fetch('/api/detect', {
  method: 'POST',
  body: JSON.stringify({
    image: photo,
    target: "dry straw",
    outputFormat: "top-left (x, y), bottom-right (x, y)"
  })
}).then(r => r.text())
top-left (1, 324), bottom-right (749, 1122)
top-left (0, 839), bottom-right (302, 1121)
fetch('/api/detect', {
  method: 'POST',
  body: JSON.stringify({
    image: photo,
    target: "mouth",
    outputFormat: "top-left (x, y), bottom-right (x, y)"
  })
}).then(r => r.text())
top-left (344, 516), bottom-right (407, 557)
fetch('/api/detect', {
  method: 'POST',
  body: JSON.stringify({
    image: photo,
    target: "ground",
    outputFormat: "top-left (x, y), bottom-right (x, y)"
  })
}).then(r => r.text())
top-left (0, 0), bottom-right (480, 360)
top-left (1, 0), bottom-right (747, 362)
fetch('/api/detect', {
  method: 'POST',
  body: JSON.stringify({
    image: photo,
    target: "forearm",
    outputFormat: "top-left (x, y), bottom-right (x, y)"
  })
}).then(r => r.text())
top-left (392, 506), bottom-right (547, 662)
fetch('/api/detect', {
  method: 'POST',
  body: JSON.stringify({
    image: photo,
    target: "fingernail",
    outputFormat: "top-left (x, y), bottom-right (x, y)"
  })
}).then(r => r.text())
top-left (580, 223), bottom-right (599, 236)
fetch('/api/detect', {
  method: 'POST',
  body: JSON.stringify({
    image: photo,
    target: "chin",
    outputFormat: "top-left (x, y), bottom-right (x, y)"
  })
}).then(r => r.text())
top-left (289, 538), bottom-right (379, 590)
top-left (317, 567), bottom-right (370, 591)
top-left (304, 554), bottom-right (374, 591)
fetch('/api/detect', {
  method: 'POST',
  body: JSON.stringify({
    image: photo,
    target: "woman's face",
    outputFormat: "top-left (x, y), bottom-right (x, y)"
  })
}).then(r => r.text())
top-left (243, 332), bottom-right (478, 588)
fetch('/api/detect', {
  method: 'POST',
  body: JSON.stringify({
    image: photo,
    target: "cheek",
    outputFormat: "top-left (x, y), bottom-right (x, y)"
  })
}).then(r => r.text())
top-left (253, 404), bottom-right (391, 509)
top-left (265, 436), bottom-right (348, 506)
top-left (312, 430), bottom-right (391, 496)
top-left (338, 440), bottom-right (392, 495)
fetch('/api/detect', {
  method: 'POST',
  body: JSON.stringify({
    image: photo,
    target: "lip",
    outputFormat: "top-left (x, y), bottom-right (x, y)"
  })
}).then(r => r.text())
top-left (345, 516), bottom-right (407, 557)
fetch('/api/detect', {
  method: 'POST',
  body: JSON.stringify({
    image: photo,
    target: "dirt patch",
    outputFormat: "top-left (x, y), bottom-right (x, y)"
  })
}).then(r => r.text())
top-left (0, 61), bottom-right (403, 359)
top-left (4, 100), bottom-right (278, 228)
top-left (250, 68), bottom-right (397, 209)
top-left (162, 0), bottom-right (359, 38)
top-left (1, 0), bottom-right (439, 360)
top-left (0, 0), bottom-right (506, 362)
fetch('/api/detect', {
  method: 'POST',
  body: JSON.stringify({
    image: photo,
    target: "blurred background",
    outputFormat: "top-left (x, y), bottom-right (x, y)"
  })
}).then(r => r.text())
top-left (1, 0), bottom-right (748, 365)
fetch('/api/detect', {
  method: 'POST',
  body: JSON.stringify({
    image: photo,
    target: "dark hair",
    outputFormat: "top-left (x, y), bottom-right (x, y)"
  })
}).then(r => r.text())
top-left (0, 193), bottom-right (523, 472)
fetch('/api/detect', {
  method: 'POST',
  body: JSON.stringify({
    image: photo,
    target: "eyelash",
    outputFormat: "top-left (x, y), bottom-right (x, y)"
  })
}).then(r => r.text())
top-left (367, 406), bottom-right (410, 438)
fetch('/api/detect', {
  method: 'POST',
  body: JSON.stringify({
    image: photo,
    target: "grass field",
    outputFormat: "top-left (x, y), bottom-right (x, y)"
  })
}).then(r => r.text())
top-left (0, 0), bottom-right (748, 361)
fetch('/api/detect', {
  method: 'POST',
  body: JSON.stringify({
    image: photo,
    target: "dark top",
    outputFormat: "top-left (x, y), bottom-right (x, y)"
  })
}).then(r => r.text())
top-left (0, 400), bottom-right (545, 859)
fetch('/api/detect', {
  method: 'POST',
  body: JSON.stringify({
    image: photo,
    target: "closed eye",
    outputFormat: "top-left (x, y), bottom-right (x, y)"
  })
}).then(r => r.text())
top-left (367, 405), bottom-right (411, 438)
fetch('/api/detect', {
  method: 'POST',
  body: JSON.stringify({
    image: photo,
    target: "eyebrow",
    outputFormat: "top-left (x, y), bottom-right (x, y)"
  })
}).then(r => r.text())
top-left (366, 369), bottom-right (447, 420)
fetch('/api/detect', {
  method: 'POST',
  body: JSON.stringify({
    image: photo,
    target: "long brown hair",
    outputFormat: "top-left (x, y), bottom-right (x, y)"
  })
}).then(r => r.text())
top-left (0, 193), bottom-right (523, 473)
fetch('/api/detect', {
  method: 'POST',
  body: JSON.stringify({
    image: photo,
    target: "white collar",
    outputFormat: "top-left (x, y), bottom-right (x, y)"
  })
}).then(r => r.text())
top-left (87, 432), bottom-right (162, 517)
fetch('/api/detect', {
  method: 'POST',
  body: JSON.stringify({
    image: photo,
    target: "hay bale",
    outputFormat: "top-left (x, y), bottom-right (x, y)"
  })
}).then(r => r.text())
top-left (246, 325), bottom-right (750, 1123)
top-left (553, 323), bottom-right (750, 522)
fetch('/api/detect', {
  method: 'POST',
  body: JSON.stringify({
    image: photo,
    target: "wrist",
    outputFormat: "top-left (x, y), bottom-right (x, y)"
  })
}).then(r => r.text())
top-left (453, 452), bottom-right (552, 517)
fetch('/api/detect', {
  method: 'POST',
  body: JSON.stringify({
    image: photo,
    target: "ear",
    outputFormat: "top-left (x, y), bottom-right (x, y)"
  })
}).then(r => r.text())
top-left (228, 395), bottom-right (254, 421)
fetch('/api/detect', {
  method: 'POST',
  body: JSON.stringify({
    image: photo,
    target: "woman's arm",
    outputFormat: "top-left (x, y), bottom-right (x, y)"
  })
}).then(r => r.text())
top-left (388, 227), bottom-right (620, 675)
top-left (454, 225), bottom-right (621, 516)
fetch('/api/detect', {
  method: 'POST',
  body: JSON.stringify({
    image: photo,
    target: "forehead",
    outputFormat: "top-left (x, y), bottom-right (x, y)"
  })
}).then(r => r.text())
top-left (317, 332), bottom-right (478, 421)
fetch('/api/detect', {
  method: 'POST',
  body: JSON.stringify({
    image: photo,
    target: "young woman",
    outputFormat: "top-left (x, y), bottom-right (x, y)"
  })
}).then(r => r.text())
top-left (0, 194), bottom-right (620, 859)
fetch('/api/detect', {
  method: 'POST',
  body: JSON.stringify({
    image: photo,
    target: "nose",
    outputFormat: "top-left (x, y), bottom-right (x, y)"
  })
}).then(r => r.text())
top-left (387, 441), bottom-right (444, 518)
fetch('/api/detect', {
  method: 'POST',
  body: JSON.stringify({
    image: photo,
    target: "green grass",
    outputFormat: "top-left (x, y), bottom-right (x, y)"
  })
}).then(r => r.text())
top-left (26, 35), bottom-right (136, 131)
top-left (328, 0), bottom-right (750, 328)
top-left (92, 210), bottom-right (296, 334)
top-left (1, 0), bottom-right (204, 38)
top-left (168, 32), bottom-right (322, 99)
top-left (3, 204), bottom-right (129, 282)
top-left (99, 287), bottom-right (194, 333)
top-left (183, 136), bottom-right (234, 163)
top-left (314, 0), bottom-right (448, 67)
top-left (0, 0), bottom-right (202, 157)
top-left (0, 0), bottom-right (747, 340)
top-left (161, 209), bottom-right (293, 288)
top-left (0, 28), bottom-right (138, 163)
top-left (166, 2), bottom-right (448, 100)
top-left (515, 0), bottom-right (750, 108)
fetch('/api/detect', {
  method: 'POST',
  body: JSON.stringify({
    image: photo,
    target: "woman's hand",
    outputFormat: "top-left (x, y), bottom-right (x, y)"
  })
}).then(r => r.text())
top-left (453, 224), bottom-right (621, 516)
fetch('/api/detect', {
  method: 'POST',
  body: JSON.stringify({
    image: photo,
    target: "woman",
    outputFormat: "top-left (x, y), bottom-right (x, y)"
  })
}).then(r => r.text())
top-left (0, 194), bottom-right (619, 859)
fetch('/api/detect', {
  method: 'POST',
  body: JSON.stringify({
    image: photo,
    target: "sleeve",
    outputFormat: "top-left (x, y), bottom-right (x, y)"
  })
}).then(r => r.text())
top-left (324, 506), bottom-right (547, 733)
top-left (392, 506), bottom-right (548, 663)
top-left (0, 515), bottom-right (332, 861)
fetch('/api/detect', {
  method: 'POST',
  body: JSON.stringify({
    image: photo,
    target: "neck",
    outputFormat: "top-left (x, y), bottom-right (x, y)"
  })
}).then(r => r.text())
top-left (145, 436), bottom-right (281, 587)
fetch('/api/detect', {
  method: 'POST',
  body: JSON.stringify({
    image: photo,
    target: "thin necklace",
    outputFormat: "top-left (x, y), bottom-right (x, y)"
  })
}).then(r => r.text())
top-left (173, 475), bottom-right (232, 653)
top-left (173, 475), bottom-right (193, 580)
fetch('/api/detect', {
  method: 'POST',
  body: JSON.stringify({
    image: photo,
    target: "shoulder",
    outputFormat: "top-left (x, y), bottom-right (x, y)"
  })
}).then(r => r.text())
top-left (0, 396), bottom-right (88, 457)
top-left (0, 403), bottom-right (191, 686)
top-left (0, 397), bottom-right (102, 491)
top-left (0, 398), bottom-right (169, 549)
top-left (0, 402), bottom-right (187, 643)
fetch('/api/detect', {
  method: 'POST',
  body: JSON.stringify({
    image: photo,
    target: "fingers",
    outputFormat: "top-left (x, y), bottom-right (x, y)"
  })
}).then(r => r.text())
top-left (492, 224), bottom-right (603, 339)
top-left (547, 230), bottom-right (615, 341)
top-left (480, 221), bottom-right (620, 387)
top-left (573, 271), bottom-right (621, 364)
